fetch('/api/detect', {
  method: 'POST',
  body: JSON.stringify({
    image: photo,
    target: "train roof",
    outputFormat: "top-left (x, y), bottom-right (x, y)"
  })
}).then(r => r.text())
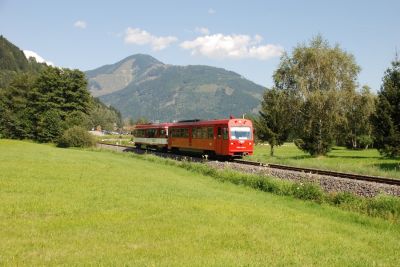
top-left (134, 123), bottom-right (173, 129)
top-left (134, 118), bottom-right (253, 129)
top-left (169, 118), bottom-right (252, 127)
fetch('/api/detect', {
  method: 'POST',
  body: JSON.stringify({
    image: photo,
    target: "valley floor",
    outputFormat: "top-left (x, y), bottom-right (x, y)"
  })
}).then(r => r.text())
top-left (0, 140), bottom-right (399, 266)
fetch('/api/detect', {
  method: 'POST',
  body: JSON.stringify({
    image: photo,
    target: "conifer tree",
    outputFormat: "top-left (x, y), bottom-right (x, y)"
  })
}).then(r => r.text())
top-left (372, 58), bottom-right (400, 157)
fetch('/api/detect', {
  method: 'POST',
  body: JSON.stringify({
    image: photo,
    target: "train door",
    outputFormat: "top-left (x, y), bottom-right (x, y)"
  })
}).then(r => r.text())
top-left (215, 126), bottom-right (223, 155)
top-left (189, 127), bottom-right (192, 147)
top-left (221, 126), bottom-right (229, 155)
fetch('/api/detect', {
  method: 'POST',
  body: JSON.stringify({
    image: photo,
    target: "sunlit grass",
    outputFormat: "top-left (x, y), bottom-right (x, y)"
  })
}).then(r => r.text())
top-left (0, 140), bottom-right (399, 265)
top-left (248, 143), bottom-right (400, 179)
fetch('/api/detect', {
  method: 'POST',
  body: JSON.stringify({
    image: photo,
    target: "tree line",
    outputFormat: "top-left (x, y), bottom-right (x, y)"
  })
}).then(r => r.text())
top-left (255, 36), bottom-right (400, 158)
top-left (0, 65), bottom-right (122, 143)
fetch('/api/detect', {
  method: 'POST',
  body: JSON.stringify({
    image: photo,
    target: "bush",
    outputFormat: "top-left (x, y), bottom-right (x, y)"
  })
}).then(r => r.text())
top-left (291, 182), bottom-right (324, 202)
top-left (366, 195), bottom-right (400, 220)
top-left (57, 126), bottom-right (96, 148)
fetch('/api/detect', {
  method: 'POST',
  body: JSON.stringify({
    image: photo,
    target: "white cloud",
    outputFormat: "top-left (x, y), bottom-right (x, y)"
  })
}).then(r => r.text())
top-left (23, 50), bottom-right (54, 66)
top-left (124, 27), bottom-right (178, 51)
top-left (208, 8), bottom-right (216, 15)
top-left (74, 20), bottom-right (87, 29)
top-left (195, 27), bottom-right (210, 35)
top-left (180, 33), bottom-right (284, 60)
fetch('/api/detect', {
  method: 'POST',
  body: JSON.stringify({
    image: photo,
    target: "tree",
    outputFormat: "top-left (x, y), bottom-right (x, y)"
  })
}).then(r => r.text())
top-left (273, 35), bottom-right (361, 156)
top-left (0, 73), bottom-right (36, 139)
top-left (294, 90), bottom-right (339, 156)
top-left (257, 88), bottom-right (292, 156)
top-left (371, 58), bottom-right (400, 157)
top-left (35, 109), bottom-right (63, 142)
top-left (33, 67), bottom-right (91, 119)
top-left (341, 86), bottom-right (375, 149)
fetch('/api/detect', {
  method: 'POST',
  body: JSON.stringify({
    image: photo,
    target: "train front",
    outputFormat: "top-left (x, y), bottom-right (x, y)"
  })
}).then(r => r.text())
top-left (227, 119), bottom-right (254, 157)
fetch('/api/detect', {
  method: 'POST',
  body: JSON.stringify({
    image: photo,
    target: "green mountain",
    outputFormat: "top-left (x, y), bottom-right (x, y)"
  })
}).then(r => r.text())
top-left (86, 54), bottom-right (266, 121)
top-left (0, 35), bottom-right (47, 87)
top-left (0, 35), bottom-right (30, 72)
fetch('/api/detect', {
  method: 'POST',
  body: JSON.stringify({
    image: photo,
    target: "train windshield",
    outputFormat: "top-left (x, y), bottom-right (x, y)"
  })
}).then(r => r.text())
top-left (230, 127), bottom-right (251, 140)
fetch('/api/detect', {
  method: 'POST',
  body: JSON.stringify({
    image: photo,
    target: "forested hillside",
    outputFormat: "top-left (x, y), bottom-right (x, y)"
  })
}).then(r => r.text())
top-left (86, 54), bottom-right (266, 121)
top-left (0, 36), bottom-right (122, 142)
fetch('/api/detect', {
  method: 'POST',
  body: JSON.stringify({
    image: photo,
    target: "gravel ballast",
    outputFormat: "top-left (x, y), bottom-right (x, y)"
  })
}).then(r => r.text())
top-left (207, 161), bottom-right (400, 197)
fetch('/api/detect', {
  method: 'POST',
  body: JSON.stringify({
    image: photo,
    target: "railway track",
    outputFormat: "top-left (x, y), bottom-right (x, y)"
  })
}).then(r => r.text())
top-left (97, 142), bottom-right (400, 186)
top-left (233, 159), bottom-right (400, 186)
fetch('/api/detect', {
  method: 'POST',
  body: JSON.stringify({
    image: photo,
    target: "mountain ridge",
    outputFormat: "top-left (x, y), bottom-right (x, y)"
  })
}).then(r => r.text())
top-left (85, 54), bottom-right (266, 121)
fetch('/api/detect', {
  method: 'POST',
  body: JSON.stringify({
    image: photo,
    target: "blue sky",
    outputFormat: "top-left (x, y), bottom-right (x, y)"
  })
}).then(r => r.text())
top-left (1, 0), bottom-right (399, 91)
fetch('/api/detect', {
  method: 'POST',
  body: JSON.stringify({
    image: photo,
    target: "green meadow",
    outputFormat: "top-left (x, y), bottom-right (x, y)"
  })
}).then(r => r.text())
top-left (249, 143), bottom-right (400, 179)
top-left (0, 140), bottom-right (399, 266)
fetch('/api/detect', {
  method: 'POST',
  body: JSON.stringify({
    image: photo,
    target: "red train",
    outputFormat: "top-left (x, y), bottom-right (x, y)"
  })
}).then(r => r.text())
top-left (132, 118), bottom-right (254, 158)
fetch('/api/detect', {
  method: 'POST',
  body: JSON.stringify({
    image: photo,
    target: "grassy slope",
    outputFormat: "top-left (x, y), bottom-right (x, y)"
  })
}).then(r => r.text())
top-left (0, 140), bottom-right (399, 266)
top-left (249, 143), bottom-right (400, 179)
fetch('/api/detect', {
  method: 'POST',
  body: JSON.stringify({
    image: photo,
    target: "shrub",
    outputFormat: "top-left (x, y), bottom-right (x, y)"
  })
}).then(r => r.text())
top-left (366, 195), bottom-right (400, 220)
top-left (330, 192), bottom-right (360, 205)
top-left (291, 182), bottom-right (324, 202)
top-left (57, 126), bottom-right (96, 148)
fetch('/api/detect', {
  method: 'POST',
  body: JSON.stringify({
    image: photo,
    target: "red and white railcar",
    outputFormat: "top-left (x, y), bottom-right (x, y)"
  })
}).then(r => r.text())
top-left (133, 118), bottom-right (254, 158)
top-left (168, 118), bottom-right (253, 158)
top-left (132, 123), bottom-right (172, 150)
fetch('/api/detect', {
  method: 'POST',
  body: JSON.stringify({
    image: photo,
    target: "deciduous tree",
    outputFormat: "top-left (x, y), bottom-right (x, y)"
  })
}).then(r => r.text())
top-left (257, 88), bottom-right (292, 156)
top-left (273, 35), bottom-right (360, 156)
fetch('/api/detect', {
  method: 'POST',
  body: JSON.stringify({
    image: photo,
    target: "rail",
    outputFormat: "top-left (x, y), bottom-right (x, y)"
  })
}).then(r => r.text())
top-left (97, 142), bottom-right (400, 186)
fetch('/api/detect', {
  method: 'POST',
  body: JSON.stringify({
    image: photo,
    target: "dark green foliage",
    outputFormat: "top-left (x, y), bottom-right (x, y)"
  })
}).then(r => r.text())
top-left (0, 73), bottom-right (36, 139)
top-left (372, 59), bottom-right (400, 157)
top-left (0, 36), bottom-right (47, 88)
top-left (256, 88), bottom-right (292, 156)
top-left (90, 98), bottom-right (122, 131)
top-left (57, 126), bottom-right (96, 148)
top-left (64, 110), bottom-right (91, 129)
top-left (294, 90), bottom-right (338, 156)
top-left (36, 109), bottom-right (63, 142)
top-left (0, 35), bottom-right (29, 72)
top-left (0, 36), bottom-right (133, 142)
top-left (33, 67), bottom-right (92, 117)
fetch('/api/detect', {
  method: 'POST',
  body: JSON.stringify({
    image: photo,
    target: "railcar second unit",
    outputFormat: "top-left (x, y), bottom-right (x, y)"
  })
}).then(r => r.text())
top-left (133, 118), bottom-right (254, 158)
top-left (132, 123), bottom-right (171, 150)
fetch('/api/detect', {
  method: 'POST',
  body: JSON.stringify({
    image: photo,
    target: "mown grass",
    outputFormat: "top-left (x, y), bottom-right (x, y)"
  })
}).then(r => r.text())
top-left (133, 153), bottom-right (400, 222)
top-left (1, 140), bottom-right (400, 266)
top-left (248, 143), bottom-right (400, 179)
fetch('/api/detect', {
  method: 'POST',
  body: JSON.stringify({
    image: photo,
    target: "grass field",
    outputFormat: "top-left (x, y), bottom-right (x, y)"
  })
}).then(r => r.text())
top-left (1, 140), bottom-right (399, 266)
top-left (248, 143), bottom-right (400, 179)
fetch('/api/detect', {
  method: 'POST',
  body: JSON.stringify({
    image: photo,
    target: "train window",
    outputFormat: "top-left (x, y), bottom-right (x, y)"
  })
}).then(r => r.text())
top-left (191, 127), bottom-right (213, 139)
top-left (134, 129), bottom-right (145, 137)
top-left (160, 129), bottom-right (166, 136)
top-left (217, 127), bottom-right (222, 137)
top-left (223, 128), bottom-right (228, 140)
top-left (146, 129), bottom-right (156, 138)
top-left (192, 127), bottom-right (199, 139)
top-left (207, 127), bottom-right (213, 139)
top-left (171, 128), bottom-right (189, 138)
top-left (230, 127), bottom-right (251, 140)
